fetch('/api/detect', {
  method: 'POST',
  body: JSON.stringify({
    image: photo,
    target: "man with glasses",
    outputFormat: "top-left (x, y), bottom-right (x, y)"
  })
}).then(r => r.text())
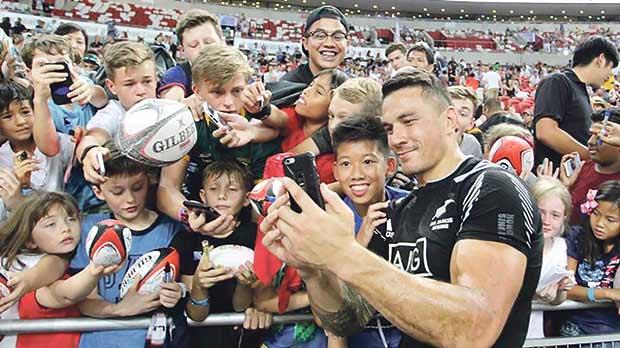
top-left (280, 5), bottom-right (349, 85)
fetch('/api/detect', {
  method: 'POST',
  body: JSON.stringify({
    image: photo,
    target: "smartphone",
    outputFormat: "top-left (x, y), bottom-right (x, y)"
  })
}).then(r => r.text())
top-left (183, 200), bottom-right (221, 222)
top-left (48, 61), bottom-right (73, 105)
top-left (17, 151), bottom-right (28, 162)
top-left (564, 154), bottom-right (581, 177)
top-left (202, 102), bottom-right (227, 129)
top-left (282, 153), bottom-right (325, 213)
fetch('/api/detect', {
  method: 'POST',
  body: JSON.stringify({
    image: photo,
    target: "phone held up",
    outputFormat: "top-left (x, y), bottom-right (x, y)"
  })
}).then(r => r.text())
top-left (48, 61), bottom-right (74, 105)
top-left (282, 152), bottom-right (325, 213)
top-left (564, 153), bottom-right (582, 178)
top-left (183, 200), bottom-right (221, 222)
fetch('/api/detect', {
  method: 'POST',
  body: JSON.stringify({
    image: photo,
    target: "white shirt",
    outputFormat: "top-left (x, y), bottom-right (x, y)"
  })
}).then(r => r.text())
top-left (482, 71), bottom-right (502, 90)
top-left (87, 100), bottom-right (126, 138)
top-left (0, 134), bottom-right (73, 193)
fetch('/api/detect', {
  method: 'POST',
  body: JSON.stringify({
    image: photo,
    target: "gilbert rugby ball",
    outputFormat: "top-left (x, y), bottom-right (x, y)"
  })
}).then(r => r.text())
top-left (116, 98), bottom-right (197, 167)
top-left (489, 135), bottom-right (534, 176)
top-left (119, 247), bottom-right (180, 298)
top-left (85, 219), bottom-right (132, 267)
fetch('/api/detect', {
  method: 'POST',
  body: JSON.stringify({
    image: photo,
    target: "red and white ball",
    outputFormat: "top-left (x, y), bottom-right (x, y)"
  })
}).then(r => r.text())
top-left (116, 98), bottom-right (197, 167)
top-left (85, 220), bottom-right (132, 267)
top-left (489, 135), bottom-right (534, 176)
top-left (119, 247), bottom-right (180, 298)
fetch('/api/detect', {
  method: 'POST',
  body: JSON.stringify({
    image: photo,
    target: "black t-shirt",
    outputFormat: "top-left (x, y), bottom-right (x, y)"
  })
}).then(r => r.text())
top-left (533, 69), bottom-right (592, 168)
top-left (280, 63), bottom-right (313, 85)
top-left (389, 158), bottom-right (542, 348)
top-left (171, 208), bottom-right (257, 348)
top-left (311, 126), bottom-right (333, 155)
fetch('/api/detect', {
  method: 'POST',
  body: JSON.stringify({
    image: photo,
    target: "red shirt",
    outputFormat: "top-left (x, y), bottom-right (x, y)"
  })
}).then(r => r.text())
top-left (280, 106), bottom-right (335, 183)
top-left (569, 160), bottom-right (620, 225)
top-left (16, 281), bottom-right (81, 348)
top-left (465, 77), bottom-right (480, 90)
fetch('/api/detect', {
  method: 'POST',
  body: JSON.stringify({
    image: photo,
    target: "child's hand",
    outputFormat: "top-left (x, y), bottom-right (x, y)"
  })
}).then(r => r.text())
top-left (536, 283), bottom-right (558, 303)
top-left (557, 275), bottom-right (575, 292)
top-left (159, 281), bottom-right (183, 308)
top-left (193, 260), bottom-right (234, 290)
top-left (0, 168), bottom-right (23, 211)
top-left (235, 261), bottom-right (260, 288)
top-left (188, 210), bottom-right (237, 237)
top-left (241, 82), bottom-right (271, 114)
top-left (67, 72), bottom-right (93, 106)
top-left (30, 57), bottom-right (69, 100)
top-left (86, 261), bottom-right (123, 277)
top-left (536, 157), bottom-right (559, 179)
top-left (0, 271), bottom-right (30, 314)
top-left (213, 112), bottom-right (255, 148)
top-left (12, 153), bottom-right (39, 188)
top-left (117, 276), bottom-right (161, 316)
top-left (81, 145), bottom-right (110, 185)
top-left (357, 201), bottom-right (389, 248)
top-left (243, 307), bottom-right (272, 330)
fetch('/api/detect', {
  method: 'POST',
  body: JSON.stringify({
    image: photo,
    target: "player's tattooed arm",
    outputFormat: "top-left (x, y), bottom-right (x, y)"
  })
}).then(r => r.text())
top-left (302, 270), bottom-right (374, 337)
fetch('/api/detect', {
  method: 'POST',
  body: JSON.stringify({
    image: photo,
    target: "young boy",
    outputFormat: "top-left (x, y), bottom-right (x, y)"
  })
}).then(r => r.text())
top-left (21, 34), bottom-right (108, 135)
top-left (69, 155), bottom-right (185, 348)
top-left (158, 9), bottom-right (225, 101)
top-left (171, 160), bottom-right (266, 347)
top-left (77, 41), bottom-right (158, 185)
top-left (331, 115), bottom-right (408, 348)
top-left (158, 43), bottom-right (280, 228)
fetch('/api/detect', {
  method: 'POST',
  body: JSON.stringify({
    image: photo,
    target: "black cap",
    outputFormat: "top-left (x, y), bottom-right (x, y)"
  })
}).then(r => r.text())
top-left (302, 5), bottom-right (349, 57)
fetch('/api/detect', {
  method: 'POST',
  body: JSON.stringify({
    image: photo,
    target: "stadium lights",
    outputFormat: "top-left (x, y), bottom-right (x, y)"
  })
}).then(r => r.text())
top-left (391, 6), bottom-right (396, 9)
top-left (373, 4), bottom-right (377, 8)
top-left (354, 4), bottom-right (358, 7)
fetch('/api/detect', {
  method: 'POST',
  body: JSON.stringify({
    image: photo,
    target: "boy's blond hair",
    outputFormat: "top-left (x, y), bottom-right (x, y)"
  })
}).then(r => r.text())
top-left (21, 34), bottom-right (74, 69)
top-left (192, 44), bottom-right (253, 90)
top-left (531, 177), bottom-right (572, 220)
top-left (104, 41), bottom-right (155, 80)
top-left (176, 9), bottom-right (223, 45)
top-left (448, 86), bottom-right (480, 110)
top-left (332, 78), bottom-right (383, 118)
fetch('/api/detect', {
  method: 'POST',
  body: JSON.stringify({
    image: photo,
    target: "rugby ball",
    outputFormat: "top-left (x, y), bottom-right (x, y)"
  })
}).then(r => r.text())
top-left (119, 247), bottom-right (180, 298)
top-left (209, 245), bottom-right (254, 272)
top-left (85, 220), bottom-right (132, 267)
top-left (116, 98), bottom-right (197, 167)
top-left (248, 178), bottom-right (283, 217)
top-left (489, 135), bottom-right (534, 176)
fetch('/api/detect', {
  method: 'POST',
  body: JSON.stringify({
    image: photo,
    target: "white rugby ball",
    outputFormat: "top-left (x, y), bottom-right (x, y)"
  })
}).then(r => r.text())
top-left (119, 247), bottom-right (180, 298)
top-left (116, 98), bottom-right (197, 167)
top-left (209, 245), bottom-right (254, 272)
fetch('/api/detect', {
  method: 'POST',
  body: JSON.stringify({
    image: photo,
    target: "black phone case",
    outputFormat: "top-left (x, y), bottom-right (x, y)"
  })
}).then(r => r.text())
top-left (282, 153), bottom-right (325, 212)
top-left (183, 200), bottom-right (221, 222)
top-left (49, 61), bottom-right (73, 105)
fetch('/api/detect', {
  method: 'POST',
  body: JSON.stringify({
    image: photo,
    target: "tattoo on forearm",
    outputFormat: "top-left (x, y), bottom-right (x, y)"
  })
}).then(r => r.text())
top-left (312, 284), bottom-right (375, 337)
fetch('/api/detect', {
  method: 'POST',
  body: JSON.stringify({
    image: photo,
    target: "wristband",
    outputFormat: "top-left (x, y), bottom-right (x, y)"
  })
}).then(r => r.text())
top-left (79, 144), bottom-right (99, 164)
top-left (190, 296), bottom-right (210, 307)
top-left (178, 207), bottom-right (189, 225)
top-left (587, 287), bottom-right (598, 302)
top-left (247, 104), bottom-right (272, 121)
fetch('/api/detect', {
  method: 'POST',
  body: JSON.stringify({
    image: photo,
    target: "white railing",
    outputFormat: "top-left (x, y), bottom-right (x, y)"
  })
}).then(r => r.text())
top-left (0, 300), bottom-right (617, 347)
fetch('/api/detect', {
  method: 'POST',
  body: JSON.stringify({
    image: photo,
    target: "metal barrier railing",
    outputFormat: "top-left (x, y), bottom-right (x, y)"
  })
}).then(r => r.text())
top-left (0, 300), bottom-right (617, 347)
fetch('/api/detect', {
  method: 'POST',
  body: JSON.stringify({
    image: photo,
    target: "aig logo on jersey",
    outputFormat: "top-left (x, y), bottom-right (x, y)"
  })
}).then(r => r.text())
top-left (429, 198), bottom-right (456, 231)
top-left (388, 238), bottom-right (433, 277)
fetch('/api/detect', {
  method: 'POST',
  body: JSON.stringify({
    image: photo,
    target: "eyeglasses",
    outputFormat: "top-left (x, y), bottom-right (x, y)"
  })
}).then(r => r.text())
top-left (305, 30), bottom-right (347, 42)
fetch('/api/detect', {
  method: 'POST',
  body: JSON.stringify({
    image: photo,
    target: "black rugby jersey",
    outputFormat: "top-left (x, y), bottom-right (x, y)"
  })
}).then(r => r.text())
top-left (388, 158), bottom-right (543, 348)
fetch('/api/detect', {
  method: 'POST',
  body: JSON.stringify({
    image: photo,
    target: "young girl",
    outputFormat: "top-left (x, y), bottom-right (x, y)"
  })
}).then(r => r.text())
top-left (527, 177), bottom-right (574, 338)
top-left (0, 191), bottom-right (112, 348)
top-left (562, 180), bottom-right (620, 335)
top-left (0, 81), bottom-right (72, 195)
top-left (244, 68), bottom-right (348, 184)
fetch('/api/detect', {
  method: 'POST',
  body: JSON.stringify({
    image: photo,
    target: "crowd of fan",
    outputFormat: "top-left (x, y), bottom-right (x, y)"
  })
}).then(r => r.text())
top-left (3, 3), bottom-right (620, 348)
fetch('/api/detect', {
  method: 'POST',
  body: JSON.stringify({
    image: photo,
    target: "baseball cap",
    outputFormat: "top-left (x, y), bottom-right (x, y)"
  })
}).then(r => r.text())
top-left (302, 5), bottom-right (349, 57)
top-left (592, 96), bottom-right (610, 108)
top-left (82, 53), bottom-right (101, 67)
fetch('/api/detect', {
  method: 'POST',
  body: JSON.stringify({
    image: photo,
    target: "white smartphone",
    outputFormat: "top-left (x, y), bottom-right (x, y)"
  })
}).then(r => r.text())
top-left (563, 154), bottom-right (581, 177)
top-left (96, 151), bottom-right (106, 176)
